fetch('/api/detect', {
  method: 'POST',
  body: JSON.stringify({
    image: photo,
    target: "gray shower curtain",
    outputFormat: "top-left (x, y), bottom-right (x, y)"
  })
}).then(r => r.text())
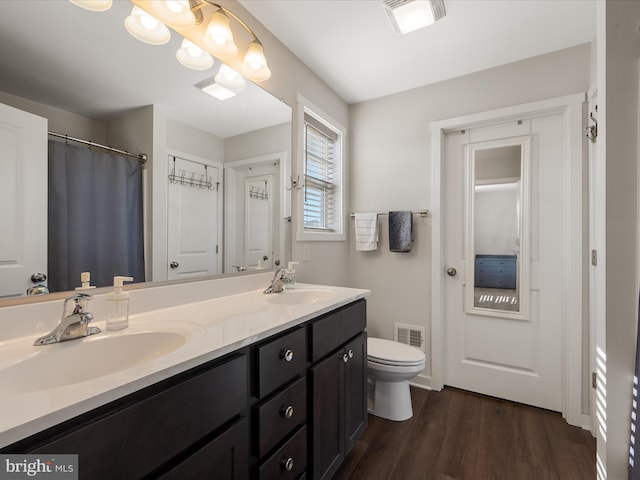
top-left (48, 140), bottom-right (145, 292)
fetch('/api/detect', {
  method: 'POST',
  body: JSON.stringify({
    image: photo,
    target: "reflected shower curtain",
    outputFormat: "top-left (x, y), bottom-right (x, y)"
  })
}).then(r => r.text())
top-left (48, 140), bottom-right (145, 292)
top-left (631, 290), bottom-right (640, 479)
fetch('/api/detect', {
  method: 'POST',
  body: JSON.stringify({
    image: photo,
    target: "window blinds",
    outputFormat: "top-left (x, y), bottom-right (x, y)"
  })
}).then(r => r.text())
top-left (304, 116), bottom-right (338, 231)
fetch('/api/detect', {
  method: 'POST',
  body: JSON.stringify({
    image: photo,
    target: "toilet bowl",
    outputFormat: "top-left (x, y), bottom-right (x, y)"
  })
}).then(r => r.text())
top-left (367, 337), bottom-right (426, 421)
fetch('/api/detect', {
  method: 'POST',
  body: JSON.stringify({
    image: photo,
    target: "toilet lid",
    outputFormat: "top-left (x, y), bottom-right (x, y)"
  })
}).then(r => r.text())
top-left (367, 337), bottom-right (425, 366)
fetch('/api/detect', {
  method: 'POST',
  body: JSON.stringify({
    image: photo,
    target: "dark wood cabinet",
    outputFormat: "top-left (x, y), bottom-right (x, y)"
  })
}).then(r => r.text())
top-left (3, 299), bottom-right (367, 480)
top-left (308, 300), bottom-right (367, 480)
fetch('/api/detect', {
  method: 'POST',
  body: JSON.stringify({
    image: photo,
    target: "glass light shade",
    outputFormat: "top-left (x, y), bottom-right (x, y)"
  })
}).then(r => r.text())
top-left (202, 11), bottom-right (238, 59)
top-left (240, 41), bottom-right (271, 81)
top-left (125, 6), bottom-right (171, 45)
top-left (177, 39), bottom-right (214, 70)
top-left (215, 64), bottom-right (246, 93)
top-left (150, 0), bottom-right (195, 28)
top-left (69, 0), bottom-right (112, 11)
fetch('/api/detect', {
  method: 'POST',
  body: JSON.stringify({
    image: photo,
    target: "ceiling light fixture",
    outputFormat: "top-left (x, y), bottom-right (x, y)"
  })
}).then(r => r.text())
top-left (70, 0), bottom-right (272, 83)
top-left (215, 64), bottom-right (246, 93)
top-left (382, 0), bottom-right (446, 34)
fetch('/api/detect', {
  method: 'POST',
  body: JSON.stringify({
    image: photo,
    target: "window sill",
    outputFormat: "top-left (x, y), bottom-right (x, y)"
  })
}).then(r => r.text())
top-left (296, 230), bottom-right (346, 242)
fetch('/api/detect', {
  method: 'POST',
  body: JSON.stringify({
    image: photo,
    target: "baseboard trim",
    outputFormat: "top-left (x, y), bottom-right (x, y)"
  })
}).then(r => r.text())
top-left (409, 373), bottom-right (435, 391)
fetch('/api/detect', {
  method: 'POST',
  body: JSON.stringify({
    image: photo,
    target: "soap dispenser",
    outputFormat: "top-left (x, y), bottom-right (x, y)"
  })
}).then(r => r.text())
top-left (106, 276), bottom-right (133, 331)
top-left (75, 271), bottom-right (96, 291)
top-left (284, 262), bottom-right (299, 290)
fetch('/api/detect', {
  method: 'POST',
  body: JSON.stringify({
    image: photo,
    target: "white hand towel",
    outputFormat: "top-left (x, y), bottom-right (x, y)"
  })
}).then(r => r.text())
top-left (355, 212), bottom-right (379, 251)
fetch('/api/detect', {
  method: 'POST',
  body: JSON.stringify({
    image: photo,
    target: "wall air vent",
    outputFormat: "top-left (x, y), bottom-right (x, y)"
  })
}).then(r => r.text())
top-left (394, 322), bottom-right (425, 351)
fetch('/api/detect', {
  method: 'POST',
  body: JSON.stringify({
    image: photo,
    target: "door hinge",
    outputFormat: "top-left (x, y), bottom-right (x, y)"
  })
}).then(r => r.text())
top-left (592, 371), bottom-right (597, 389)
top-left (591, 249), bottom-right (597, 266)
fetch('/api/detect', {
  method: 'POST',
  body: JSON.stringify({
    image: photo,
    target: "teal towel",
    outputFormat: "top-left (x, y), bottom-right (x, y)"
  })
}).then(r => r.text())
top-left (389, 211), bottom-right (412, 252)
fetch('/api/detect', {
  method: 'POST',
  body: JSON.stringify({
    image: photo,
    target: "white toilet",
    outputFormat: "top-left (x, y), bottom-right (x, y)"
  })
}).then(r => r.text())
top-left (367, 337), bottom-right (426, 421)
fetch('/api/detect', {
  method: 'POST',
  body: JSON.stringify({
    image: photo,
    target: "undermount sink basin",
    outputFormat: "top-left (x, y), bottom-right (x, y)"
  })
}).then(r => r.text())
top-left (265, 288), bottom-right (338, 306)
top-left (0, 327), bottom-right (199, 394)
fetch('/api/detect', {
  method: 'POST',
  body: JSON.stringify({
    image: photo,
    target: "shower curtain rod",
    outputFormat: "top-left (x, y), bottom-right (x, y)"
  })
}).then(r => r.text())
top-left (48, 131), bottom-right (147, 164)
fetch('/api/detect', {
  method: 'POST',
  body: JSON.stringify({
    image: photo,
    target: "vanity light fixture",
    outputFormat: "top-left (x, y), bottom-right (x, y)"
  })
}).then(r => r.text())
top-left (176, 38), bottom-right (215, 70)
top-left (69, 0), bottom-right (272, 82)
top-left (214, 64), bottom-right (246, 93)
top-left (382, 0), bottom-right (446, 34)
top-left (69, 0), bottom-right (113, 11)
top-left (125, 5), bottom-right (171, 45)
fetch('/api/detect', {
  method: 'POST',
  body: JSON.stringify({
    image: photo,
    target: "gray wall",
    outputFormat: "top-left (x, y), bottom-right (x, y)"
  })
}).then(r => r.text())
top-left (347, 43), bottom-right (591, 382)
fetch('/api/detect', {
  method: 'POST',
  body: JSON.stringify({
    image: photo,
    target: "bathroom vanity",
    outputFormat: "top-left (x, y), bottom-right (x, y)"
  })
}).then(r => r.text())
top-left (0, 279), bottom-right (368, 480)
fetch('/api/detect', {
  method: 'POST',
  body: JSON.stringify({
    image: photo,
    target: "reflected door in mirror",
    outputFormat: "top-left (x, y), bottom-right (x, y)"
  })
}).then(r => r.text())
top-left (0, 103), bottom-right (47, 298)
top-left (167, 155), bottom-right (222, 280)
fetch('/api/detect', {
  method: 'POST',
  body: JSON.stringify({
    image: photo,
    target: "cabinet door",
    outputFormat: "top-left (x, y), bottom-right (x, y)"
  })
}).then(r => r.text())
top-left (309, 350), bottom-right (343, 480)
top-left (159, 417), bottom-right (249, 480)
top-left (343, 333), bottom-right (367, 453)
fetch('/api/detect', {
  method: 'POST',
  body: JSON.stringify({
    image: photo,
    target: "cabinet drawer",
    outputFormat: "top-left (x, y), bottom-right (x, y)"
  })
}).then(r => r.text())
top-left (310, 300), bottom-right (366, 363)
top-left (31, 353), bottom-right (248, 480)
top-left (257, 376), bottom-right (307, 458)
top-left (256, 327), bottom-right (307, 398)
top-left (159, 417), bottom-right (249, 480)
top-left (259, 425), bottom-right (307, 480)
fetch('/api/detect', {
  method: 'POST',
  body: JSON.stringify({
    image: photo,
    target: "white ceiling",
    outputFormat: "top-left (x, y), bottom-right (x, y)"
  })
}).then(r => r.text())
top-left (0, 1), bottom-right (596, 138)
top-left (240, 0), bottom-right (597, 104)
top-left (0, 0), bottom-right (290, 138)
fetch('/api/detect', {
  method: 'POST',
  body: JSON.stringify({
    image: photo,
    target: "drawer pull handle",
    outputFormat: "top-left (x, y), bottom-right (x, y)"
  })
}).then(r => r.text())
top-left (281, 349), bottom-right (294, 362)
top-left (282, 457), bottom-right (294, 472)
top-left (343, 353), bottom-right (349, 363)
top-left (281, 405), bottom-right (295, 419)
top-left (348, 349), bottom-right (354, 359)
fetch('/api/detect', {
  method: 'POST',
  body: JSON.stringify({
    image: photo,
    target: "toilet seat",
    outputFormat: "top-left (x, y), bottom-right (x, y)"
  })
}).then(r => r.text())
top-left (367, 337), bottom-right (425, 367)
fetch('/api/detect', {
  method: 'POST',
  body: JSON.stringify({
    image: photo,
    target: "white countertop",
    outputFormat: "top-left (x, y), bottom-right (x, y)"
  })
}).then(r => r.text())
top-left (0, 283), bottom-right (369, 448)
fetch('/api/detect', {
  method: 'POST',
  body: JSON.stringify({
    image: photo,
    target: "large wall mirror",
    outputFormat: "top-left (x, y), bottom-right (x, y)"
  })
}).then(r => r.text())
top-left (0, 1), bottom-right (292, 301)
top-left (465, 136), bottom-right (530, 320)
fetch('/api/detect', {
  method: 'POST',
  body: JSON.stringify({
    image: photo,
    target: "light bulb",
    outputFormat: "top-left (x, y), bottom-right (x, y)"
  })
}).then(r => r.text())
top-left (176, 39), bottom-right (214, 70)
top-left (215, 64), bottom-right (246, 92)
top-left (125, 6), bottom-right (171, 45)
top-left (69, 0), bottom-right (112, 12)
top-left (202, 10), bottom-right (238, 58)
top-left (150, 0), bottom-right (195, 28)
top-left (241, 41), bottom-right (271, 81)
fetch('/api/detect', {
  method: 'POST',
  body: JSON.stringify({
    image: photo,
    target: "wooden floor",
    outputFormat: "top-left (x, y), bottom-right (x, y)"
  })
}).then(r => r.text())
top-left (334, 387), bottom-right (596, 480)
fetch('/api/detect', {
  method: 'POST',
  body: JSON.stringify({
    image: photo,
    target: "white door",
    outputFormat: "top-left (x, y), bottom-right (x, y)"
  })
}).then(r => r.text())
top-left (245, 174), bottom-right (273, 268)
top-left (167, 155), bottom-right (221, 280)
top-left (0, 103), bottom-right (47, 298)
top-left (444, 114), bottom-right (565, 411)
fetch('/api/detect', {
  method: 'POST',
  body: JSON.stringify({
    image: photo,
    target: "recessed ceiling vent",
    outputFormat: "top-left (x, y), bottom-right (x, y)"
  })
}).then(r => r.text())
top-left (382, 0), bottom-right (446, 34)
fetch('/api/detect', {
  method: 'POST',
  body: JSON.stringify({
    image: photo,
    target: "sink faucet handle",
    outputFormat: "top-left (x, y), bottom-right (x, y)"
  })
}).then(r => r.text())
top-left (63, 292), bottom-right (93, 317)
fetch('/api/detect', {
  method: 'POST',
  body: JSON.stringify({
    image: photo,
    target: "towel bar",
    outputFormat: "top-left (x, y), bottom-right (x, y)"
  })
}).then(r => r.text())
top-left (349, 210), bottom-right (428, 218)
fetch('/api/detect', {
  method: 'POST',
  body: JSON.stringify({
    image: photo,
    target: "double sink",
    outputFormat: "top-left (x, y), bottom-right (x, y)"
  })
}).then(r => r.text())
top-left (0, 283), bottom-right (364, 447)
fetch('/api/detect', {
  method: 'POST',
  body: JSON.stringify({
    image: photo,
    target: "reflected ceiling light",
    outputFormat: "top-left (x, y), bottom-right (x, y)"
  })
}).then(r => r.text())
top-left (382, 0), bottom-right (446, 34)
top-left (215, 64), bottom-right (246, 93)
top-left (69, 0), bottom-right (112, 11)
top-left (150, 0), bottom-right (196, 28)
top-left (124, 6), bottom-right (171, 45)
top-left (177, 39), bottom-right (214, 70)
top-left (195, 76), bottom-right (236, 101)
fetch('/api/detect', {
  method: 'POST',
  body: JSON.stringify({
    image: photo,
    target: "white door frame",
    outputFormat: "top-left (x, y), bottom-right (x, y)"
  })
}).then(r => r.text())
top-left (430, 93), bottom-right (588, 428)
top-left (224, 151), bottom-right (289, 273)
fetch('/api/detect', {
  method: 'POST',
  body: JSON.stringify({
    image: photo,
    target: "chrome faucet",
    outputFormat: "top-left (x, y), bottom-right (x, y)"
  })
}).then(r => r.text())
top-left (34, 292), bottom-right (101, 346)
top-left (264, 268), bottom-right (288, 294)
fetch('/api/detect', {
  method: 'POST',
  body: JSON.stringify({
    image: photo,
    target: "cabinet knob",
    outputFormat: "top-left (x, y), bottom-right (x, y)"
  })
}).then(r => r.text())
top-left (281, 349), bottom-right (294, 362)
top-left (348, 349), bottom-right (354, 359)
top-left (281, 405), bottom-right (294, 419)
top-left (343, 353), bottom-right (349, 363)
top-left (282, 457), bottom-right (294, 472)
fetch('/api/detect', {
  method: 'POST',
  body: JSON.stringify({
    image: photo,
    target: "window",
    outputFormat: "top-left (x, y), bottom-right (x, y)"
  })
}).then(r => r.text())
top-left (297, 101), bottom-right (345, 241)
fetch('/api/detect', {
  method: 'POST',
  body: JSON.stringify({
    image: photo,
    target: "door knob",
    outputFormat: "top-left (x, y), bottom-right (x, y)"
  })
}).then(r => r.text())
top-left (170, 261), bottom-right (179, 269)
top-left (446, 267), bottom-right (457, 277)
